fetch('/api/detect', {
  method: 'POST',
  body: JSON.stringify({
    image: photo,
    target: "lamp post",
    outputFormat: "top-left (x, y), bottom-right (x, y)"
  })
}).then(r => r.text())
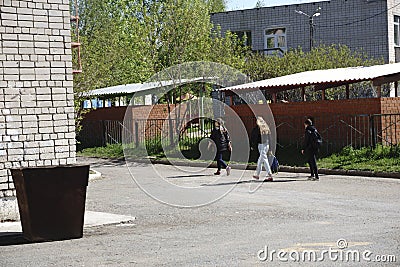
top-left (295, 7), bottom-right (321, 50)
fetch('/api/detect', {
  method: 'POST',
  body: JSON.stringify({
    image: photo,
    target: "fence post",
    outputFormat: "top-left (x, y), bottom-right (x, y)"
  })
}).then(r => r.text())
top-left (369, 115), bottom-right (376, 149)
top-left (102, 120), bottom-right (107, 146)
top-left (168, 117), bottom-right (174, 147)
top-left (135, 121), bottom-right (139, 148)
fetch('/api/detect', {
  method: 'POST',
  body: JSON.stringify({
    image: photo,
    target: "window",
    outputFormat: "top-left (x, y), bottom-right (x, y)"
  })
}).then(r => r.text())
top-left (264, 28), bottom-right (287, 55)
top-left (395, 16), bottom-right (400, 46)
top-left (232, 30), bottom-right (252, 47)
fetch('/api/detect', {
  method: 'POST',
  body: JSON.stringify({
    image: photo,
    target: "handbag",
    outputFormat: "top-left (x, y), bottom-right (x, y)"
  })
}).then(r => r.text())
top-left (270, 155), bottom-right (279, 174)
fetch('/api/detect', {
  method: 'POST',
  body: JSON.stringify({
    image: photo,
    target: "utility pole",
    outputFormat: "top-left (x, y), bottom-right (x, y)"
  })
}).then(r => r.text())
top-left (295, 7), bottom-right (321, 50)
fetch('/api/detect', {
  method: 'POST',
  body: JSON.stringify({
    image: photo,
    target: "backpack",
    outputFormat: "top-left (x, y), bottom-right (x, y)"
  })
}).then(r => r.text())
top-left (310, 130), bottom-right (323, 150)
top-left (270, 155), bottom-right (279, 174)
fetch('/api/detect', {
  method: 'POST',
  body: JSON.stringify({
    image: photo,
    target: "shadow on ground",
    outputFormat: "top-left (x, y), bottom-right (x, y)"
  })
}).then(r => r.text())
top-left (166, 174), bottom-right (210, 179)
top-left (0, 233), bottom-right (31, 246)
top-left (202, 179), bottom-right (303, 187)
top-left (0, 232), bottom-right (86, 246)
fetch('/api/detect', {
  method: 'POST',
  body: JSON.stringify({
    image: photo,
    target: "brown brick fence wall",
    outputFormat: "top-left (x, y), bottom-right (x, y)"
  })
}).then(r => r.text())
top-left (80, 98), bottom-right (400, 150)
top-left (228, 97), bottom-right (400, 150)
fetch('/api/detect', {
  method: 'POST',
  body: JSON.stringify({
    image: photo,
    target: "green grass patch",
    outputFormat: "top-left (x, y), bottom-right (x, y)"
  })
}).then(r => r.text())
top-left (78, 142), bottom-right (400, 173)
top-left (318, 145), bottom-right (400, 173)
top-left (77, 143), bottom-right (125, 159)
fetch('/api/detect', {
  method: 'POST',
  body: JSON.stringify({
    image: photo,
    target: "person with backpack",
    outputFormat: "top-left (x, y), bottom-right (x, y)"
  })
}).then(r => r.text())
top-left (251, 116), bottom-right (273, 181)
top-left (208, 118), bottom-right (232, 176)
top-left (301, 118), bottom-right (322, 181)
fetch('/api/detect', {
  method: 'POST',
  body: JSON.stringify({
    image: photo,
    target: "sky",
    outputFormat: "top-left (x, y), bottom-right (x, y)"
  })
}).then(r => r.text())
top-left (226, 0), bottom-right (324, 11)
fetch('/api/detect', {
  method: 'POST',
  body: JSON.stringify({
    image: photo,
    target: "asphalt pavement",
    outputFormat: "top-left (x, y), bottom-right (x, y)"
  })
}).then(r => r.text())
top-left (0, 156), bottom-right (399, 266)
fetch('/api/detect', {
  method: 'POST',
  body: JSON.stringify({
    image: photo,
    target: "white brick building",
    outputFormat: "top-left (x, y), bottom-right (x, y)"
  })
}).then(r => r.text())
top-left (0, 0), bottom-right (76, 221)
top-left (211, 0), bottom-right (400, 63)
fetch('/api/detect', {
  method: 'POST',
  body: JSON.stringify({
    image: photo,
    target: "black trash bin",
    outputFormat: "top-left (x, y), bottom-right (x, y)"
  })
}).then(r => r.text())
top-left (11, 165), bottom-right (90, 242)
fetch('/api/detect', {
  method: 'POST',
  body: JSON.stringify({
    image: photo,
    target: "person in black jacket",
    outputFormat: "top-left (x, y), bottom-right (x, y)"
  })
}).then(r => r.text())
top-left (208, 118), bottom-right (231, 175)
top-left (301, 118), bottom-right (319, 181)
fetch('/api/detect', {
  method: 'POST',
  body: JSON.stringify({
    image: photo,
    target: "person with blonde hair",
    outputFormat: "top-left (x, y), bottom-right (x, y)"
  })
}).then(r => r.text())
top-left (251, 116), bottom-right (273, 181)
top-left (208, 118), bottom-right (232, 176)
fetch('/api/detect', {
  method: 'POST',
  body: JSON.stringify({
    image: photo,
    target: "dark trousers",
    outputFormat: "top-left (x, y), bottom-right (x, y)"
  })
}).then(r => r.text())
top-left (307, 152), bottom-right (319, 178)
top-left (216, 151), bottom-right (228, 170)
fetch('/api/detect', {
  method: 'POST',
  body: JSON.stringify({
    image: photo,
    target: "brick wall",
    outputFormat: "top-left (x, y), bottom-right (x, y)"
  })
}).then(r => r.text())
top-left (130, 105), bottom-right (169, 120)
top-left (86, 98), bottom-right (392, 123)
top-left (83, 106), bottom-right (127, 121)
top-left (0, 0), bottom-right (75, 221)
top-left (380, 97), bottom-right (400, 114)
top-left (83, 104), bottom-right (189, 122)
top-left (81, 98), bottom-right (400, 150)
top-left (270, 98), bottom-right (383, 116)
top-left (380, 98), bottom-right (400, 145)
top-left (228, 97), bottom-right (400, 149)
top-left (82, 105), bottom-right (189, 146)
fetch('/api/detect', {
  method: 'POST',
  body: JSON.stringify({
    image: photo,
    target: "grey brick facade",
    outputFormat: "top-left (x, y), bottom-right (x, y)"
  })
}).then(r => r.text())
top-left (211, 0), bottom-right (400, 63)
top-left (0, 0), bottom-right (76, 221)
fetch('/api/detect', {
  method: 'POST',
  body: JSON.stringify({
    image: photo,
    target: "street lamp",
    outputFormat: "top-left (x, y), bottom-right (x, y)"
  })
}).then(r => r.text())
top-left (295, 7), bottom-right (321, 50)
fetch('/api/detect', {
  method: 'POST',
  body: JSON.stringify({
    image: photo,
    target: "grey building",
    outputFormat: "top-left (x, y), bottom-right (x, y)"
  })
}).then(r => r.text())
top-left (211, 0), bottom-right (400, 63)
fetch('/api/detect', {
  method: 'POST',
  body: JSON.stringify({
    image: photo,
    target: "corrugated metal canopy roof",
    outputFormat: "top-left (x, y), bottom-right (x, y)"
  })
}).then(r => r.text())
top-left (85, 77), bottom-right (217, 97)
top-left (219, 63), bottom-right (400, 93)
top-left (84, 64), bottom-right (400, 97)
top-left (86, 83), bottom-right (142, 96)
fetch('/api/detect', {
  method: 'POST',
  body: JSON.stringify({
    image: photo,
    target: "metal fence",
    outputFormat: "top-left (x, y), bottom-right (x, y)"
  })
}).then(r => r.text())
top-left (77, 113), bottom-right (400, 156)
top-left (77, 118), bottom-right (215, 151)
top-left (273, 113), bottom-right (400, 154)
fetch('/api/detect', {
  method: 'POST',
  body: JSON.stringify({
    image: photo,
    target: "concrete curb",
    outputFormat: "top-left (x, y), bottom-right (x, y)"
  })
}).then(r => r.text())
top-left (89, 169), bottom-right (102, 181)
top-left (83, 156), bottom-right (400, 179)
top-left (279, 166), bottom-right (400, 179)
top-left (0, 211), bottom-right (135, 235)
top-left (130, 158), bottom-right (400, 179)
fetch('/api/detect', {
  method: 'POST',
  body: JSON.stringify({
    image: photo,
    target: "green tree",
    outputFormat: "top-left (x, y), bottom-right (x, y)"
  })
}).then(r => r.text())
top-left (74, 0), bottom-right (154, 90)
top-left (73, 0), bottom-right (236, 89)
top-left (133, 0), bottom-right (245, 98)
top-left (206, 0), bottom-right (226, 12)
top-left (72, 0), bottom-right (155, 131)
top-left (71, 0), bottom-right (243, 132)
